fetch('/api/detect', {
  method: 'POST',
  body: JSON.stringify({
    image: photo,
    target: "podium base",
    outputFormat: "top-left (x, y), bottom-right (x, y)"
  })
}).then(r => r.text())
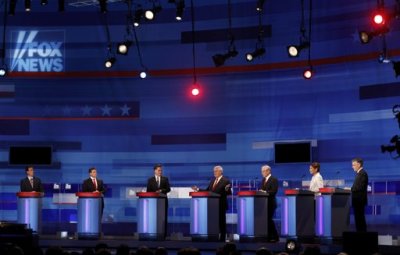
top-left (139, 233), bottom-right (165, 241)
top-left (191, 234), bottom-right (219, 242)
top-left (239, 235), bottom-right (268, 242)
top-left (77, 233), bottom-right (100, 240)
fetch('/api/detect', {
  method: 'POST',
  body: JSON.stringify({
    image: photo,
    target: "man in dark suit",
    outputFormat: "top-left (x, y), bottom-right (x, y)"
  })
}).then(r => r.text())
top-left (192, 165), bottom-right (232, 241)
top-left (259, 164), bottom-right (279, 242)
top-left (146, 163), bottom-right (171, 237)
top-left (82, 167), bottom-right (106, 216)
top-left (20, 166), bottom-right (44, 192)
top-left (351, 158), bottom-right (368, 232)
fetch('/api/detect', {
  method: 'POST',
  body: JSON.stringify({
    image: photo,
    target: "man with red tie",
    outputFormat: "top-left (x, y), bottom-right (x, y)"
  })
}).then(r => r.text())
top-left (192, 165), bottom-right (232, 241)
top-left (259, 164), bottom-right (279, 242)
top-left (20, 166), bottom-right (44, 192)
top-left (82, 167), bottom-right (106, 216)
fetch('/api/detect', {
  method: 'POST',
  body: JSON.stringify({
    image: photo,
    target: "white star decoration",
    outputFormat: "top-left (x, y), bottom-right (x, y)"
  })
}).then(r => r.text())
top-left (101, 104), bottom-right (112, 116)
top-left (120, 104), bottom-right (131, 116)
top-left (81, 105), bottom-right (92, 116)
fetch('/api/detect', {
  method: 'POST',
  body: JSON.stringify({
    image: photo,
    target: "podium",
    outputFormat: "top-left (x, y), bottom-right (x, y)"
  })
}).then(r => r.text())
top-left (281, 189), bottom-right (315, 239)
top-left (76, 192), bottom-right (102, 239)
top-left (189, 191), bottom-right (220, 241)
top-left (316, 187), bottom-right (351, 239)
top-left (17, 192), bottom-right (44, 233)
top-left (237, 191), bottom-right (269, 241)
top-left (136, 192), bottom-right (167, 240)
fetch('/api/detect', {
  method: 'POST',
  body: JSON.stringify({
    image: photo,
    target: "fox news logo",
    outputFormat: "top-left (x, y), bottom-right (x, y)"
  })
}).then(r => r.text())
top-left (10, 30), bottom-right (65, 72)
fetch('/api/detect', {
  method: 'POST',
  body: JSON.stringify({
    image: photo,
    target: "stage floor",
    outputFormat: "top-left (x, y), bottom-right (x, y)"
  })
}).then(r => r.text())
top-left (37, 235), bottom-right (400, 255)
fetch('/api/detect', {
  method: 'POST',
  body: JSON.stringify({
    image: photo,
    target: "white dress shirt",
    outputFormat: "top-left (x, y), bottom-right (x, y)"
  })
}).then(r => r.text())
top-left (309, 172), bottom-right (324, 193)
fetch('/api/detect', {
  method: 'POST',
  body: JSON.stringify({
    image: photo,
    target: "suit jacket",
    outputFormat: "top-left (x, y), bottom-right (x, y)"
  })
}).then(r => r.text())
top-left (146, 176), bottom-right (171, 195)
top-left (82, 178), bottom-right (106, 194)
top-left (205, 176), bottom-right (232, 210)
top-left (351, 169), bottom-right (368, 206)
top-left (20, 177), bottom-right (44, 192)
top-left (260, 175), bottom-right (278, 209)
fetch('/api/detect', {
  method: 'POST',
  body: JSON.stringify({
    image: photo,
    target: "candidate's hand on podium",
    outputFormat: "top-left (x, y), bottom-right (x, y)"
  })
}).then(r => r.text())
top-left (225, 184), bottom-right (231, 191)
top-left (191, 186), bottom-right (199, 191)
top-left (258, 189), bottom-right (267, 193)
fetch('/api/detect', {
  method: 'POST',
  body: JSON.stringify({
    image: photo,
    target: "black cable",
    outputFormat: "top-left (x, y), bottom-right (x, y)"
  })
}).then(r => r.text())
top-left (132, 25), bottom-right (145, 69)
top-left (1, 0), bottom-right (8, 64)
top-left (307, 0), bottom-right (312, 67)
top-left (228, 0), bottom-right (234, 44)
top-left (191, 0), bottom-right (196, 84)
top-left (300, 0), bottom-right (306, 40)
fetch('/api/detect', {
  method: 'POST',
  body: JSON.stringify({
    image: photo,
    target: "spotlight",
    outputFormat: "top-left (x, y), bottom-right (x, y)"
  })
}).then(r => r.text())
top-left (99, 0), bottom-right (107, 14)
top-left (9, 0), bottom-right (17, 16)
top-left (139, 70), bottom-right (147, 79)
top-left (372, 9), bottom-right (388, 26)
top-left (393, 61), bottom-right (400, 78)
top-left (134, 9), bottom-right (143, 27)
top-left (192, 88), bottom-right (200, 96)
top-left (303, 67), bottom-right (313, 79)
top-left (287, 42), bottom-right (309, 57)
top-left (381, 135), bottom-right (400, 158)
top-left (25, 0), bottom-right (31, 12)
top-left (117, 40), bottom-right (133, 55)
top-left (359, 31), bottom-right (372, 44)
top-left (104, 57), bottom-right (116, 68)
top-left (145, 4), bottom-right (162, 21)
top-left (256, 0), bottom-right (265, 12)
top-left (58, 0), bottom-right (65, 12)
top-left (245, 48), bottom-right (265, 62)
top-left (212, 49), bottom-right (238, 67)
top-left (285, 239), bottom-right (301, 254)
top-left (176, 0), bottom-right (185, 21)
top-left (0, 66), bottom-right (7, 77)
top-left (41, 0), bottom-right (48, 6)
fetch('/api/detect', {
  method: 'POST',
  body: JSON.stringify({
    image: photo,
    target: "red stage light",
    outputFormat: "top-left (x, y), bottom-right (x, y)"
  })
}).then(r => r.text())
top-left (191, 87), bottom-right (200, 96)
top-left (303, 69), bottom-right (313, 79)
top-left (373, 13), bottom-right (384, 25)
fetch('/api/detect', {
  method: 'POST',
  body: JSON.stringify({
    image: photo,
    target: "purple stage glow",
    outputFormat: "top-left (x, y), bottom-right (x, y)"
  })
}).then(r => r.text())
top-left (193, 199), bottom-right (198, 233)
top-left (317, 196), bottom-right (323, 235)
top-left (283, 197), bottom-right (288, 235)
top-left (240, 198), bottom-right (245, 234)
top-left (143, 199), bottom-right (148, 232)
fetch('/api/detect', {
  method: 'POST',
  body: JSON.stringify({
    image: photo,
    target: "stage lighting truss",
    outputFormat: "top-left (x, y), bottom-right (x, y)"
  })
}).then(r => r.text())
top-left (175, 0), bottom-right (185, 21)
top-left (117, 40), bottom-right (133, 55)
top-left (212, 37), bottom-right (238, 67)
top-left (145, 1), bottom-right (162, 21)
top-left (287, 41), bottom-right (309, 57)
top-left (256, 0), bottom-right (265, 12)
top-left (9, 0), bottom-right (17, 15)
top-left (0, 65), bottom-right (8, 77)
top-left (303, 66), bottom-right (313, 79)
top-left (393, 61), bottom-right (400, 77)
top-left (133, 7), bottom-right (144, 27)
top-left (359, 1), bottom-right (393, 44)
top-left (25, 0), bottom-right (31, 12)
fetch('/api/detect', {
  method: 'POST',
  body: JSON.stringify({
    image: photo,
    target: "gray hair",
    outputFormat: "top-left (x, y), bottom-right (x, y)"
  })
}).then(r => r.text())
top-left (214, 165), bottom-right (223, 173)
top-left (261, 165), bottom-right (271, 171)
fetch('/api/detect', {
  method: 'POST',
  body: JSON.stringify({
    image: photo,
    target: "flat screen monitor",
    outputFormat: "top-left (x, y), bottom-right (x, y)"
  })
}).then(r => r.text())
top-left (9, 146), bottom-right (52, 165)
top-left (274, 142), bottom-right (311, 163)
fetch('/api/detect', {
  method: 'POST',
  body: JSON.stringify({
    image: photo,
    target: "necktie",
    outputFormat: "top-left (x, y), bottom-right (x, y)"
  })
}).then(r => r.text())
top-left (212, 178), bottom-right (218, 191)
top-left (92, 178), bottom-right (97, 190)
top-left (157, 177), bottom-right (160, 188)
top-left (29, 178), bottom-right (34, 188)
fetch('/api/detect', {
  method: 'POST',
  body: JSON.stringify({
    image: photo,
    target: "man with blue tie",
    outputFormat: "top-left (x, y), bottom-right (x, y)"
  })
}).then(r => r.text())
top-left (146, 164), bottom-right (171, 237)
top-left (259, 165), bottom-right (279, 242)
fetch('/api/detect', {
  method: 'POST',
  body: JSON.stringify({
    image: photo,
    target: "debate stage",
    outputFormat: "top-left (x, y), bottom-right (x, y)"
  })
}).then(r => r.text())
top-left (37, 235), bottom-right (400, 255)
